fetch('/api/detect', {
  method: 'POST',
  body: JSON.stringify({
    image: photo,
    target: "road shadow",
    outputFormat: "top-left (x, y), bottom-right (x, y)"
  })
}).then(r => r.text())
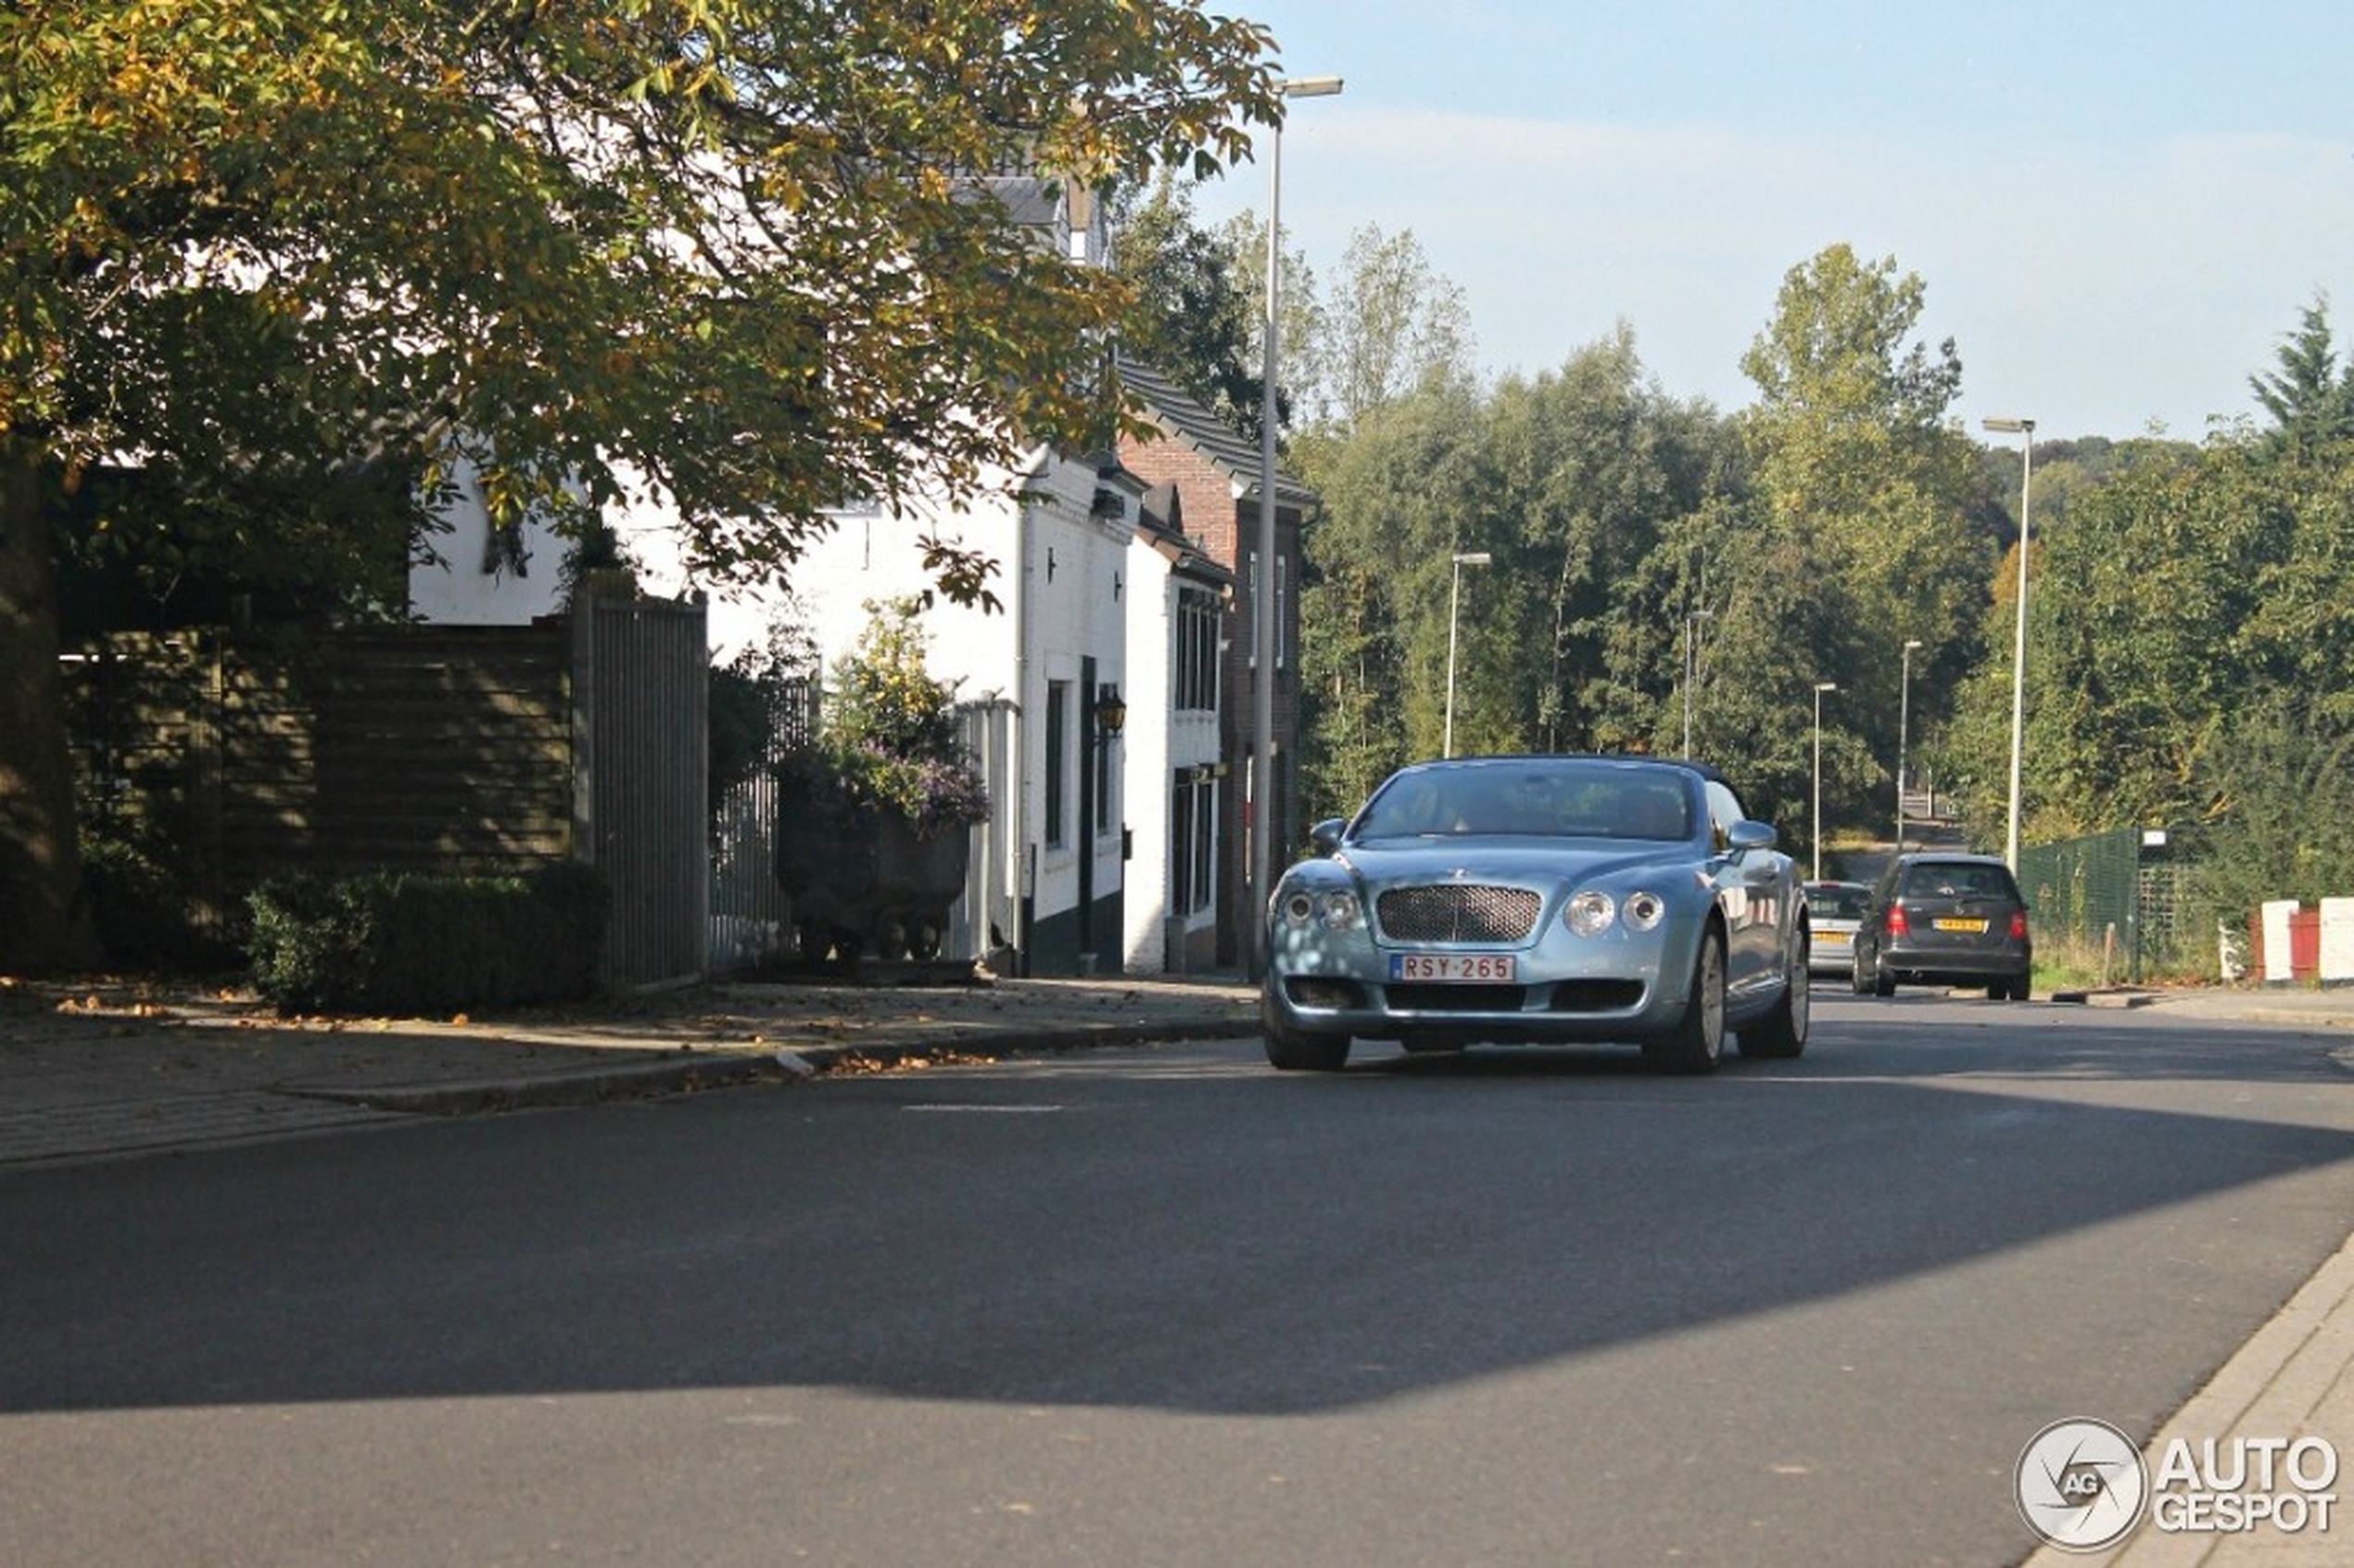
top-left (5, 1014), bottom-right (2353, 1419)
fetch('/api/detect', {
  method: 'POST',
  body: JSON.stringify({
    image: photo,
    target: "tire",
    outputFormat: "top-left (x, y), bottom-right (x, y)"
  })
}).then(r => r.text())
top-left (1851, 947), bottom-right (1873, 995)
top-left (1740, 928), bottom-right (1809, 1059)
top-left (1644, 925), bottom-right (1727, 1075)
top-left (1873, 961), bottom-right (1896, 998)
top-left (2001, 972), bottom-right (2032, 1002)
top-left (1261, 991), bottom-right (1351, 1071)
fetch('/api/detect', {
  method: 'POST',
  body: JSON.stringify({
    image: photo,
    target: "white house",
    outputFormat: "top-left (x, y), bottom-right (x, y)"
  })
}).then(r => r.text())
top-left (405, 173), bottom-right (1292, 980)
top-left (1122, 481), bottom-right (1232, 974)
top-left (630, 442), bottom-right (1138, 977)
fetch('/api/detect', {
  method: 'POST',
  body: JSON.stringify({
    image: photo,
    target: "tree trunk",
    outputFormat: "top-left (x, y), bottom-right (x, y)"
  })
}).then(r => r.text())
top-left (0, 445), bottom-right (100, 970)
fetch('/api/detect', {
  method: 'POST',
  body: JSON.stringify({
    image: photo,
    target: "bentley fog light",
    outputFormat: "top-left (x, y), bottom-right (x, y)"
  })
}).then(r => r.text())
top-left (1564, 890), bottom-right (1616, 937)
top-left (1624, 891), bottom-right (1666, 931)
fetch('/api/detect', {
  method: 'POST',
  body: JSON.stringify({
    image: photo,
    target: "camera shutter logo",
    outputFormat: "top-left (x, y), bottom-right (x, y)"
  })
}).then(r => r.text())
top-left (2018, 1418), bottom-right (2150, 1552)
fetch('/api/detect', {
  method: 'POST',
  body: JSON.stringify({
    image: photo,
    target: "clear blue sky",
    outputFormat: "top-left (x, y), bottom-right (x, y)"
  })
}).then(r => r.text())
top-left (1193, 1), bottom-right (2354, 440)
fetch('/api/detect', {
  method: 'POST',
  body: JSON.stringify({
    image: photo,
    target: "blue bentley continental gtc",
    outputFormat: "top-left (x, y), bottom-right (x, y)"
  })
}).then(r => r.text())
top-left (1261, 754), bottom-right (1811, 1073)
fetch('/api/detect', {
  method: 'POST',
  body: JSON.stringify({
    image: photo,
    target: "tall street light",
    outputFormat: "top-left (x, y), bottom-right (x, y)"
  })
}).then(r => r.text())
top-left (1252, 74), bottom-right (1343, 976)
top-left (1896, 638), bottom-right (1923, 850)
top-left (1812, 682), bottom-right (1839, 882)
top-left (1682, 609), bottom-right (1713, 756)
top-left (1984, 416), bottom-right (2035, 872)
top-left (1443, 551), bottom-right (1491, 757)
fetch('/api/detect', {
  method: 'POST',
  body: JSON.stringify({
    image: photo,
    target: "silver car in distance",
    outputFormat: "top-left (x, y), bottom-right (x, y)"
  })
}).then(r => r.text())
top-left (1261, 755), bottom-right (1811, 1073)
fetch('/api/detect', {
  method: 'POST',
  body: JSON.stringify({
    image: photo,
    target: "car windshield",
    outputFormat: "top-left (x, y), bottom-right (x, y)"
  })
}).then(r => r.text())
top-left (1354, 762), bottom-right (1693, 841)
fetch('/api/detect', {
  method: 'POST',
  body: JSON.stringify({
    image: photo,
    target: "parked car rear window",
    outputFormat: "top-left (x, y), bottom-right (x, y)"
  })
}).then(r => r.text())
top-left (1900, 864), bottom-right (2020, 901)
top-left (1811, 885), bottom-right (1869, 918)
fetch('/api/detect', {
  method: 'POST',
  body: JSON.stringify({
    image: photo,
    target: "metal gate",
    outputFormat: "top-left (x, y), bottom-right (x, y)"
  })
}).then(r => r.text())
top-left (575, 594), bottom-right (708, 989)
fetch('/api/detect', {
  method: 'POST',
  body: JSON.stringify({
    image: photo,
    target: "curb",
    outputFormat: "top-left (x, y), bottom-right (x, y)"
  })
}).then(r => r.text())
top-left (280, 1016), bottom-right (1266, 1117)
top-left (282, 1052), bottom-right (791, 1115)
top-left (2050, 988), bottom-right (2159, 1008)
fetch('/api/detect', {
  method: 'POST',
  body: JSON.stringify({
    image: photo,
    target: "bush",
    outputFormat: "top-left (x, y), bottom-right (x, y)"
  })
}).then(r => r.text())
top-left (81, 828), bottom-right (230, 967)
top-left (247, 863), bottom-right (607, 1014)
top-left (793, 597), bottom-right (987, 836)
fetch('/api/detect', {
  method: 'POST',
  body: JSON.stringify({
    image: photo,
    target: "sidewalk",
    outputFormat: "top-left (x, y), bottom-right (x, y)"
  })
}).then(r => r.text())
top-left (2033, 984), bottom-right (2354, 1566)
top-left (3, 969), bottom-right (2350, 1563)
top-left (0, 969), bottom-right (1259, 1170)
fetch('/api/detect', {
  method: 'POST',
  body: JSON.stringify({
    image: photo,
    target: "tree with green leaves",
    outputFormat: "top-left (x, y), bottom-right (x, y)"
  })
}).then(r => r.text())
top-left (1296, 327), bottom-right (1735, 820)
top-left (1, 0), bottom-right (1280, 968)
top-left (1106, 172), bottom-right (1265, 443)
top-left (1734, 244), bottom-right (1989, 836)
top-left (1314, 221), bottom-right (1475, 430)
top-left (1295, 376), bottom-right (1484, 817)
top-left (1941, 410), bottom-right (2354, 853)
top-left (2249, 293), bottom-right (2354, 457)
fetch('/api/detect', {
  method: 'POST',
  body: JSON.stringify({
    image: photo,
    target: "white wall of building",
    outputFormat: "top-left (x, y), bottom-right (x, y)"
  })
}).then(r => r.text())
top-left (1120, 542), bottom-right (1223, 974)
top-left (615, 450), bottom-right (1134, 973)
top-left (406, 451), bottom-right (572, 626)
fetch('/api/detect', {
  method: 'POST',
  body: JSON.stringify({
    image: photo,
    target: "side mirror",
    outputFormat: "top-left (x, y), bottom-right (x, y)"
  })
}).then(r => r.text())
top-left (1727, 820), bottom-right (1778, 854)
top-left (1309, 817), bottom-right (1348, 855)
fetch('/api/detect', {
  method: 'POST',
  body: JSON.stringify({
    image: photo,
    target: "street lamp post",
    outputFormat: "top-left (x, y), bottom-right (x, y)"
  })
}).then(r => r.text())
top-left (1983, 416), bottom-right (2036, 872)
top-left (1896, 638), bottom-right (1923, 850)
top-left (1813, 682), bottom-right (1838, 882)
top-left (1443, 550), bottom-right (1491, 758)
top-left (1251, 74), bottom-right (1342, 976)
top-left (1682, 609), bottom-right (1714, 756)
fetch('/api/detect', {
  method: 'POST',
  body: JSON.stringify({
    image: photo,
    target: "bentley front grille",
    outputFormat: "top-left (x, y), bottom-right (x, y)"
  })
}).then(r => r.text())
top-left (1376, 884), bottom-right (1542, 943)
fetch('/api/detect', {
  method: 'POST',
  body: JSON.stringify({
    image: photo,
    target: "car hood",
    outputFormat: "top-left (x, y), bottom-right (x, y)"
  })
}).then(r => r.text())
top-left (1331, 837), bottom-right (1698, 885)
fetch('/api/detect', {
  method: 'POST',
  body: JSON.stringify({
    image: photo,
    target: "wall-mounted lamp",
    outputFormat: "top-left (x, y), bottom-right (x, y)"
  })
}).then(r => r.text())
top-left (1094, 685), bottom-right (1127, 738)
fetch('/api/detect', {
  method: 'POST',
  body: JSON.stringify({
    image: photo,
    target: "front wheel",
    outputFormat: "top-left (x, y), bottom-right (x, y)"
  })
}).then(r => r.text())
top-left (1740, 928), bottom-right (1809, 1059)
top-left (1262, 992), bottom-right (1351, 1071)
top-left (1644, 926), bottom-right (1726, 1075)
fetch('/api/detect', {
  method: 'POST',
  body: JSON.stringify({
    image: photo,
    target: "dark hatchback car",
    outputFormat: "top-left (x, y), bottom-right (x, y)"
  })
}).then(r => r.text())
top-left (1851, 852), bottom-right (2033, 1000)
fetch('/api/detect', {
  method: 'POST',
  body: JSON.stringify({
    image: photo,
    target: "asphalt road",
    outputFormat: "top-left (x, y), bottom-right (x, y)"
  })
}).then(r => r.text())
top-left (5, 993), bottom-right (2352, 1566)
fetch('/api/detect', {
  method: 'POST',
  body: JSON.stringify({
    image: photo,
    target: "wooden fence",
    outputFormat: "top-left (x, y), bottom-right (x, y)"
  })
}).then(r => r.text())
top-left (65, 594), bottom-right (707, 990)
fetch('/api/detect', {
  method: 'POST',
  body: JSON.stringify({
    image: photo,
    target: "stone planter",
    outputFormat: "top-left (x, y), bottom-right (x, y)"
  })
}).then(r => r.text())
top-left (775, 777), bottom-right (969, 962)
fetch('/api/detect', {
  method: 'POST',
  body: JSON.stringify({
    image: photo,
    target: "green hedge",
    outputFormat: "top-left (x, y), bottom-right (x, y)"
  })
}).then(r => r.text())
top-left (247, 863), bottom-right (607, 1014)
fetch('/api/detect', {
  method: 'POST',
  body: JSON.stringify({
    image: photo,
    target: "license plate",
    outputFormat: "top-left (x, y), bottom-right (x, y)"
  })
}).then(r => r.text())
top-left (1933, 917), bottom-right (1989, 933)
top-left (1818, 931), bottom-right (1852, 947)
top-left (1390, 953), bottom-right (1517, 983)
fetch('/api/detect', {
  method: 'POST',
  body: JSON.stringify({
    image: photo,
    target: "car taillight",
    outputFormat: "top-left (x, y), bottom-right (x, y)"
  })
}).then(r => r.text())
top-left (2008, 910), bottom-right (2029, 940)
top-left (1886, 902), bottom-right (1910, 937)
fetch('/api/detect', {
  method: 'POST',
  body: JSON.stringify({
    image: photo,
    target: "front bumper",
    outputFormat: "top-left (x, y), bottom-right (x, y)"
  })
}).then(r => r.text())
top-left (1264, 938), bottom-right (1699, 1046)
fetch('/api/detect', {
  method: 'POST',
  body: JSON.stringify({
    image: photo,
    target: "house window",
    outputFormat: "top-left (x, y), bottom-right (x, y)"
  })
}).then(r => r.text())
top-left (1174, 587), bottom-right (1219, 712)
top-left (1044, 680), bottom-right (1069, 849)
top-left (1171, 770), bottom-right (1218, 916)
top-left (1245, 550), bottom-right (1258, 670)
top-left (1243, 548), bottom-right (1290, 675)
top-left (1276, 551), bottom-right (1288, 673)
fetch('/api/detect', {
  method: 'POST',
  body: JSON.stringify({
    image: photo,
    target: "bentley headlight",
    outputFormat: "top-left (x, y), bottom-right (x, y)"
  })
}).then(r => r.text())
top-left (1564, 890), bottom-right (1616, 937)
top-left (1624, 891), bottom-right (1666, 931)
top-left (1280, 888), bottom-right (1362, 930)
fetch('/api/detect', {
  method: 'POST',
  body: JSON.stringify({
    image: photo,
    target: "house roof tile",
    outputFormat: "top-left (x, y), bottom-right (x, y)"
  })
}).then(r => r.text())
top-left (1116, 357), bottom-right (1320, 512)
